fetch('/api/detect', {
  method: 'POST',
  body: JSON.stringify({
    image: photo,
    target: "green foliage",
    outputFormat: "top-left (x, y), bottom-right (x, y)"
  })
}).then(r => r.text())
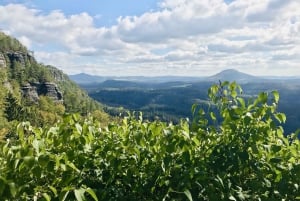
top-left (59, 80), bottom-right (102, 115)
top-left (0, 82), bottom-right (300, 200)
top-left (0, 32), bottom-right (27, 52)
top-left (4, 92), bottom-right (23, 122)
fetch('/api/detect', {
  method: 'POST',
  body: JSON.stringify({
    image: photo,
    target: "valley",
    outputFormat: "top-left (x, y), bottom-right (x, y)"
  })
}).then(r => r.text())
top-left (72, 70), bottom-right (300, 134)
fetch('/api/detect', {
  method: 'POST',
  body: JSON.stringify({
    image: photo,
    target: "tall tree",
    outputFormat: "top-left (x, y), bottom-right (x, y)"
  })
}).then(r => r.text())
top-left (4, 92), bottom-right (23, 121)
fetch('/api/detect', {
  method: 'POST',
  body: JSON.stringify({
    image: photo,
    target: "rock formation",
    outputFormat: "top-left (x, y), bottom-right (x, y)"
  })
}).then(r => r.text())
top-left (0, 53), bottom-right (6, 68)
top-left (21, 82), bottom-right (63, 103)
top-left (6, 51), bottom-right (35, 68)
top-left (21, 83), bottom-right (39, 103)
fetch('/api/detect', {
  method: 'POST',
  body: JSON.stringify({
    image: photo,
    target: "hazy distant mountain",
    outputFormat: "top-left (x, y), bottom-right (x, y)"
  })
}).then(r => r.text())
top-left (69, 73), bottom-right (203, 84)
top-left (70, 69), bottom-right (262, 84)
top-left (70, 69), bottom-right (300, 85)
top-left (207, 69), bottom-right (258, 82)
top-left (69, 73), bottom-right (109, 83)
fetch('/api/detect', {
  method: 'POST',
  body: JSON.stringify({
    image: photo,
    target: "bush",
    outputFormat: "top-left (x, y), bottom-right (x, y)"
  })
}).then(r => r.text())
top-left (0, 82), bottom-right (299, 200)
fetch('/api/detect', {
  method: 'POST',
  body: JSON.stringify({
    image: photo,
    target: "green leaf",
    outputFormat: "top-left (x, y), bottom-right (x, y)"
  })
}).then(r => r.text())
top-left (59, 191), bottom-right (70, 201)
top-left (85, 188), bottom-right (98, 201)
top-left (184, 189), bottom-right (193, 201)
top-left (49, 185), bottom-right (57, 197)
top-left (191, 104), bottom-right (197, 115)
top-left (210, 112), bottom-right (216, 121)
top-left (271, 145), bottom-right (281, 153)
top-left (67, 161), bottom-right (80, 173)
top-left (272, 91), bottom-right (279, 103)
top-left (8, 182), bottom-right (16, 198)
top-left (23, 156), bottom-right (35, 168)
top-left (275, 113), bottom-right (286, 123)
top-left (270, 157), bottom-right (282, 163)
top-left (74, 188), bottom-right (86, 201)
top-left (221, 81), bottom-right (230, 87)
top-left (42, 193), bottom-right (51, 201)
top-left (215, 175), bottom-right (224, 188)
top-left (231, 90), bottom-right (237, 98)
top-left (38, 154), bottom-right (50, 167)
top-left (258, 92), bottom-right (268, 103)
top-left (0, 177), bottom-right (6, 196)
top-left (237, 97), bottom-right (245, 108)
top-left (75, 123), bottom-right (82, 134)
top-left (32, 139), bottom-right (40, 155)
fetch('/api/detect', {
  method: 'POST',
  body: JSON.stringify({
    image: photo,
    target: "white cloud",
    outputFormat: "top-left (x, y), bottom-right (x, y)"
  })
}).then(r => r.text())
top-left (0, 0), bottom-right (299, 76)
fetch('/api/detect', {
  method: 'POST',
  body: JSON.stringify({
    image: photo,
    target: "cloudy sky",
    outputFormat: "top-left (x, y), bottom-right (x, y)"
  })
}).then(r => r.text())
top-left (0, 0), bottom-right (299, 76)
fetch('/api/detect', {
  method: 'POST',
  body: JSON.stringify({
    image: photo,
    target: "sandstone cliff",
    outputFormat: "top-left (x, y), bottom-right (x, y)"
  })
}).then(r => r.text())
top-left (21, 82), bottom-right (63, 103)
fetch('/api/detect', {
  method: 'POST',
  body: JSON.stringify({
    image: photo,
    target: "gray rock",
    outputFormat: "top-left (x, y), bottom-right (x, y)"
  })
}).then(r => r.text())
top-left (21, 82), bottom-right (63, 103)
top-left (0, 53), bottom-right (6, 68)
top-left (37, 82), bottom-right (63, 101)
top-left (6, 51), bottom-right (35, 68)
top-left (21, 83), bottom-right (39, 103)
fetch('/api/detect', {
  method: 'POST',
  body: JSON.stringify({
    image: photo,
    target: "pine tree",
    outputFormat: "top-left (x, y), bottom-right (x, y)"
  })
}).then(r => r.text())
top-left (4, 92), bottom-right (23, 121)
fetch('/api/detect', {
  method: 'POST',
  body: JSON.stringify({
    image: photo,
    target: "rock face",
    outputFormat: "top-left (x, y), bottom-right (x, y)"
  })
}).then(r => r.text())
top-left (21, 83), bottom-right (39, 103)
top-left (6, 51), bottom-right (34, 68)
top-left (47, 66), bottom-right (66, 82)
top-left (21, 82), bottom-right (63, 103)
top-left (37, 82), bottom-right (63, 101)
top-left (0, 53), bottom-right (6, 68)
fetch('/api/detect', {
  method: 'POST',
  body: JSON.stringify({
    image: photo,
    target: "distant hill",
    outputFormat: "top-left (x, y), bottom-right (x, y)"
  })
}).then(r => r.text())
top-left (69, 73), bottom-right (203, 84)
top-left (207, 69), bottom-right (259, 82)
top-left (69, 73), bottom-right (109, 84)
top-left (70, 69), bottom-right (261, 85)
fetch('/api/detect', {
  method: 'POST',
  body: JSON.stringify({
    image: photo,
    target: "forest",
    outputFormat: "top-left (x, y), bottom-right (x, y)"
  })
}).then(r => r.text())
top-left (79, 75), bottom-right (300, 134)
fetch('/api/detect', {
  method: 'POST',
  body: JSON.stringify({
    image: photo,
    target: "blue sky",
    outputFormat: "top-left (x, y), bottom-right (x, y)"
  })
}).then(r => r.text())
top-left (0, 0), bottom-right (299, 76)
top-left (26, 0), bottom-right (159, 26)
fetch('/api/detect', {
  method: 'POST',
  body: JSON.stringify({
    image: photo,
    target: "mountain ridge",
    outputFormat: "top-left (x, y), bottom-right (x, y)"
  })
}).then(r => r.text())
top-left (69, 69), bottom-right (271, 84)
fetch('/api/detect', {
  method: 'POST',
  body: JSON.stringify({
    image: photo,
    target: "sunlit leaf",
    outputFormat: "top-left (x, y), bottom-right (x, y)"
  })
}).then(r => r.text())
top-left (74, 188), bottom-right (86, 201)
top-left (184, 189), bottom-right (193, 201)
top-left (85, 188), bottom-right (99, 201)
top-left (272, 91), bottom-right (279, 104)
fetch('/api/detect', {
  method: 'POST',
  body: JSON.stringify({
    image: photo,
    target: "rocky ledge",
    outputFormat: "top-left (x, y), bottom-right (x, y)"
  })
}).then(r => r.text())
top-left (0, 53), bottom-right (6, 68)
top-left (21, 82), bottom-right (63, 103)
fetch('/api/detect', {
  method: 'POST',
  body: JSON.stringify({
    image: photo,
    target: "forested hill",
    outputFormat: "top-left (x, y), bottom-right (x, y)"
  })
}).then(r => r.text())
top-left (0, 32), bottom-right (107, 134)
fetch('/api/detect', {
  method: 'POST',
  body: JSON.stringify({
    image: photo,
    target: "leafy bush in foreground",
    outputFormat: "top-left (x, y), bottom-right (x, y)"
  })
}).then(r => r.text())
top-left (0, 82), bottom-right (300, 200)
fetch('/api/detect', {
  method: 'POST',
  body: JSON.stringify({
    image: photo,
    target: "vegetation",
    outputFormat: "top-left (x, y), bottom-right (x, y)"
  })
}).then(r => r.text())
top-left (87, 79), bottom-right (300, 134)
top-left (0, 32), bottom-right (27, 52)
top-left (1, 82), bottom-right (299, 200)
top-left (0, 32), bottom-right (109, 137)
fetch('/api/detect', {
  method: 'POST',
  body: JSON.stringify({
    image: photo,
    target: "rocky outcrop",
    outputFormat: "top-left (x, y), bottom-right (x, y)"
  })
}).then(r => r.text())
top-left (0, 53), bottom-right (6, 68)
top-left (21, 83), bottom-right (39, 103)
top-left (47, 66), bottom-right (66, 82)
top-left (21, 82), bottom-right (63, 103)
top-left (6, 51), bottom-right (34, 68)
top-left (37, 82), bottom-right (63, 101)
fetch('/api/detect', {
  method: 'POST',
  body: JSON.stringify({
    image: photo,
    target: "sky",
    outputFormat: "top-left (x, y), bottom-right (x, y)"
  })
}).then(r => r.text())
top-left (0, 0), bottom-right (299, 76)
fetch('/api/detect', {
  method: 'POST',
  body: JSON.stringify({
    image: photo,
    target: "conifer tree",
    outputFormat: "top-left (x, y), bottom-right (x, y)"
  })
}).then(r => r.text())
top-left (4, 92), bottom-right (23, 121)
